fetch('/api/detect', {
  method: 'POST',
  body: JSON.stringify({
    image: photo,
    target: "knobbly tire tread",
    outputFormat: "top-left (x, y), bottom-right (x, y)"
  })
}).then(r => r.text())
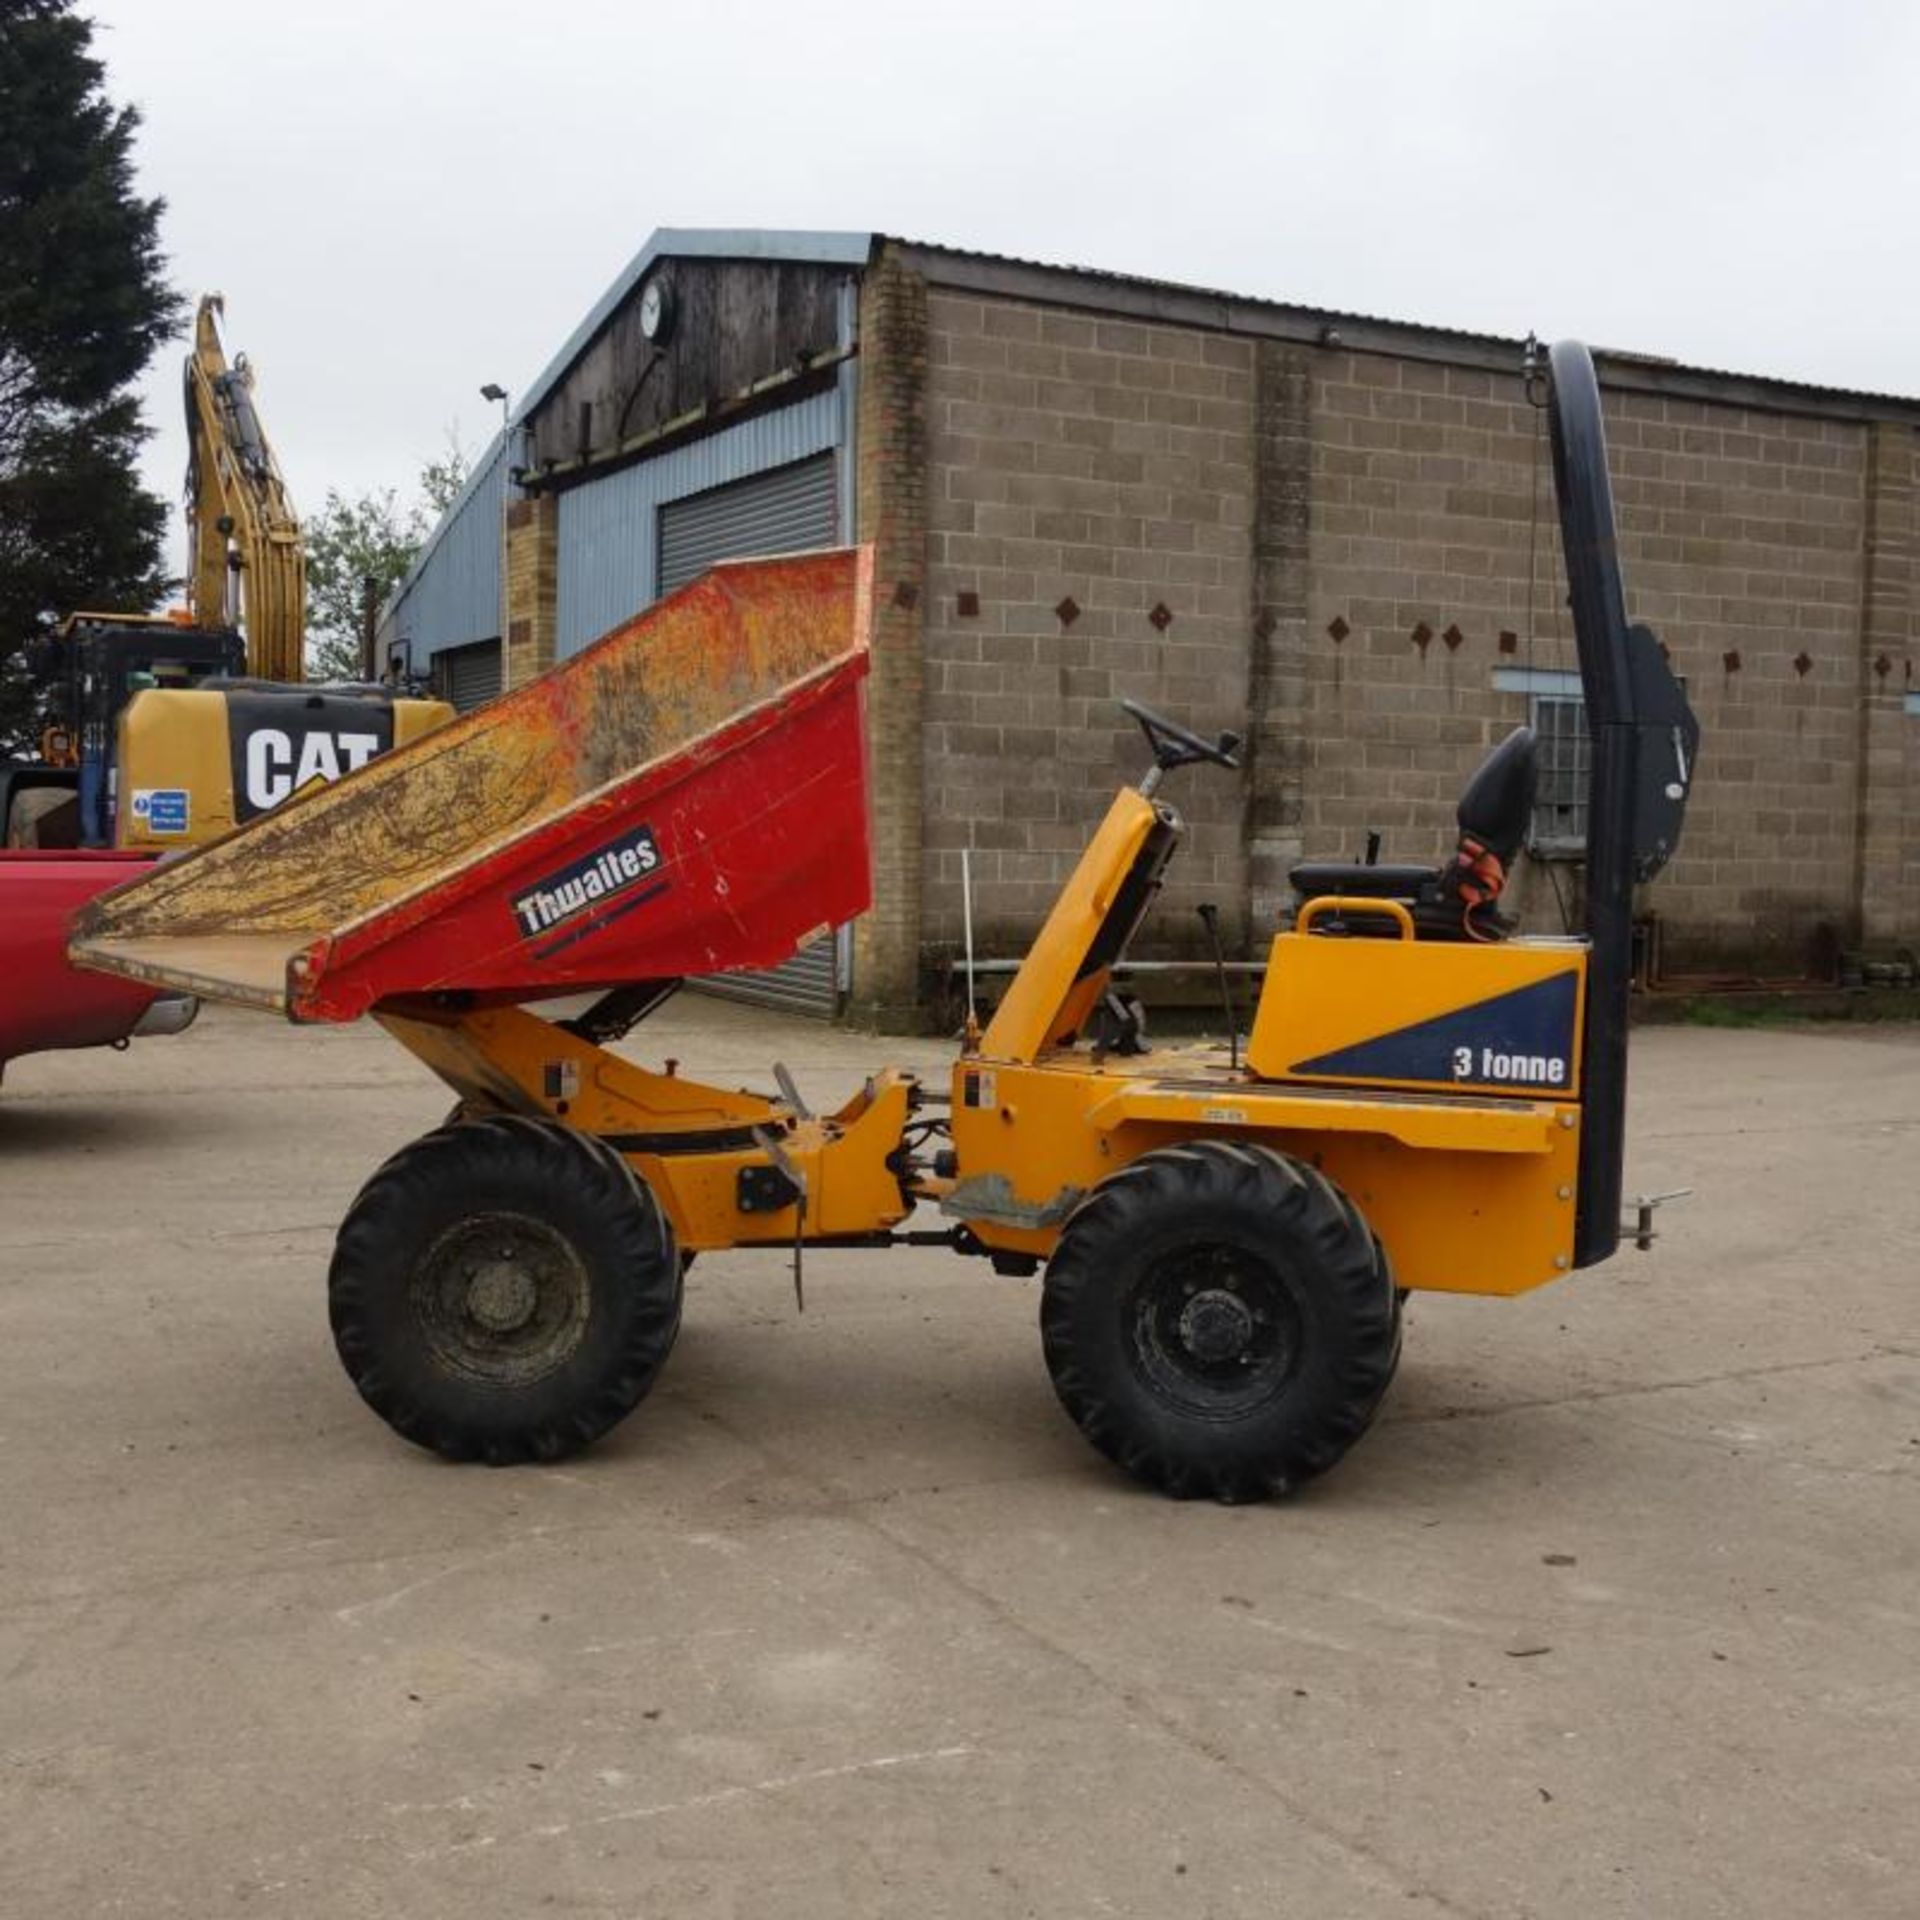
top-left (1040, 1141), bottom-right (1400, 1502)
top-left (329, 1116), bottom-right (681, 1465)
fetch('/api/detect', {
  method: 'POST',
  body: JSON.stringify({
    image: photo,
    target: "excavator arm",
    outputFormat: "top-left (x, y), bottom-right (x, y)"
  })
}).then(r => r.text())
top-left (184, 294), bottom-right (306, 682)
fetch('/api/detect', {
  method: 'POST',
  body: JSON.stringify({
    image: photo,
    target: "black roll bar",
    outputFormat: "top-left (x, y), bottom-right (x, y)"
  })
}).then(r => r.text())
top-left (1546, 342), bottom-right (1702, 1267)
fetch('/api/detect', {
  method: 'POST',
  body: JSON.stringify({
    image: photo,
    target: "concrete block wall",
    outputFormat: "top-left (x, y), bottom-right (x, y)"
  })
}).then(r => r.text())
top-left (1301, 350), bottom-right (1574, 887)
top-left (1301, 352), bottom-right (1893, 968)
top-left (1857, 423), bottom-right (1916, 945)
top-left (919, 290), bottom-right (1256, 963)
top-left (897, 286), bottom-right (1920, 991)
top-left (1610, 393), bottom-right (1869, 966)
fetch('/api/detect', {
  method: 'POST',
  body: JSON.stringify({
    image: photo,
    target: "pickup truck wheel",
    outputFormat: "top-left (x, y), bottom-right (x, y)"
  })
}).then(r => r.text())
top-left (329, 1116), bottom-right (680, 1464)
top-left (1040, 1142), bottom-right (1399, 1502)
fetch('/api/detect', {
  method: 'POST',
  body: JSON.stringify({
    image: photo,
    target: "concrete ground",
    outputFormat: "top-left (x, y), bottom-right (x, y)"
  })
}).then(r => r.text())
top-left (0, 1000), bottom-right (1914, 1919)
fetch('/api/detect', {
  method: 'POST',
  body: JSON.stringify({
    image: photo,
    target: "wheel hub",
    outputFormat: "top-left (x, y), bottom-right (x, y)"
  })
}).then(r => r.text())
top-left (1178, 1287), bottom-right (1256, 1364)
top-left (466, 1259), bottom-right (539, 1333)
top-left (412, 1210), bottom-right (593, 1387)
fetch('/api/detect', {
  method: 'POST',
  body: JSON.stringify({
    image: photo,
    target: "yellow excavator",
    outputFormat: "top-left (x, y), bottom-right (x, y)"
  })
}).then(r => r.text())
top-left (6, 295), bottom-right (448, 852)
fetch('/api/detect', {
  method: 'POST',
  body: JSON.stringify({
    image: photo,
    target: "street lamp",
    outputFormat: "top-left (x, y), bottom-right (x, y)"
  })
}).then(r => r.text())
top-left (479, 382), bottom-right (509, 427)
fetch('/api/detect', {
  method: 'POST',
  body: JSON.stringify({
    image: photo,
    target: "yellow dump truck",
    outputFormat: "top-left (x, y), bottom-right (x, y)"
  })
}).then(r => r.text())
top-left (73, 342), bottom-right (1699, 1501)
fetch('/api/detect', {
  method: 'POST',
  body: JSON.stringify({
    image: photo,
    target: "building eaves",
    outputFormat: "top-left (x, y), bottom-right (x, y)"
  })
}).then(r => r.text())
top-left (516, 227), bottom-right (875, 428)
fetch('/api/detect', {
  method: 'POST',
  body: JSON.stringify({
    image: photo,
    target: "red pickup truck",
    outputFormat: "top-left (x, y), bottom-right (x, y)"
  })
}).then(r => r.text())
top-left (0, 850), bottom-right (196, 1085)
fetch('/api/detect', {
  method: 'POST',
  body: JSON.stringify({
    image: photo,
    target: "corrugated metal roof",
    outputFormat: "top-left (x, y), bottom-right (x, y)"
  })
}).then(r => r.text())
top-left (895, 236), bottom-right (1520, 351)
top-left (887, 236), bottom-right (1920, 414)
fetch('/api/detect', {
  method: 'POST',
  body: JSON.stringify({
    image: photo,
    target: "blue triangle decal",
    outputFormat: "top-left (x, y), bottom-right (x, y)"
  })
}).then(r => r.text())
top-left (1292, 968), bottom-right (1580, 1093)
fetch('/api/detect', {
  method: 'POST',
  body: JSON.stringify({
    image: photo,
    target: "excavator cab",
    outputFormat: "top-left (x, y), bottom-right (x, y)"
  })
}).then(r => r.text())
top-left (10, 614), bottom-right (246, 847)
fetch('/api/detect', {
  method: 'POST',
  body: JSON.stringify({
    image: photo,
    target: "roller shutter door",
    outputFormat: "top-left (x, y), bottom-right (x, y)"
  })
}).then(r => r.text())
top-left (657, 454), bottom-right (837, 596)
top-left (694, 929), bottom-right (845, 1018)
top-left (659, 455), bottom-right (844, 1018)
top-left (437, 638), bottom-right (502, 712)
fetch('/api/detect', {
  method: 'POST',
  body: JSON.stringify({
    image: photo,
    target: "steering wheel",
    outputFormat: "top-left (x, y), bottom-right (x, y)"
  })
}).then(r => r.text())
top-left (1120, 698), bottom-right (1242, 777)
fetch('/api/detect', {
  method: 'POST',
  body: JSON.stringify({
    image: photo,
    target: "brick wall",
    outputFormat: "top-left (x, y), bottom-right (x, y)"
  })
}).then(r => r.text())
top-left (919, 289), bottom-right (1256, 964)
top-left (1247, 343), bottom-right (1314, 927)
top-left (850, 256), bottom-right (930, 1026)
top-left (1301, 352), bottom-right (1897, 969)
top-left (1302, 350), bottom-right (1574, 901)
top-left (1609, 391), bottom-right (1869, 967)
top-left (503, 495), bottom-right (558, 690)
top-left (1856, 423), bottom-right (1915, 944)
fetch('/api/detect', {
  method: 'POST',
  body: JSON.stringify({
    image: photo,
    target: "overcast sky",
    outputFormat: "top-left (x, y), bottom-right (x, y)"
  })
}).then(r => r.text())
top-left (88, 0), bottom-right (1920, 567)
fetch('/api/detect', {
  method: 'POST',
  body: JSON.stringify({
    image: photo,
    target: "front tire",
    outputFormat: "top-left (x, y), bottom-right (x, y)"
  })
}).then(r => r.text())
top-left (1040, 1142), bottom-right (1400, 1501)
top-left (329, 1115), bottom-right (681, 1463)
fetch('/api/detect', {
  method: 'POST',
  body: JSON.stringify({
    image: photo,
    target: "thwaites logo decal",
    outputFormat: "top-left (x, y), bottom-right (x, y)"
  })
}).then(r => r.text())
top-left (511, 825), bottom-right (668, 957)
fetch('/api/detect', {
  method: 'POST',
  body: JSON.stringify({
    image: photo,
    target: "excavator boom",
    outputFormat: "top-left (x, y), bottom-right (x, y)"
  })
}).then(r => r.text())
top-left (184, 294), bottom-right (306, 681)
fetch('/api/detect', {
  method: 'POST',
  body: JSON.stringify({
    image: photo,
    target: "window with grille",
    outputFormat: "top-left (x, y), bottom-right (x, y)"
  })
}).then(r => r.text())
top-left (1529, 693), bottom-right (1590, 855)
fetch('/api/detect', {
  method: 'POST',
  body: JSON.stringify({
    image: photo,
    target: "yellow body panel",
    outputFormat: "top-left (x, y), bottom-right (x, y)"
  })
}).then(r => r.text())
top-left (392, 702), bottom-right (448, 749)
top-left (944, 1049), bottom-right (1578, 1294)
top-left (115, 688), bottom-right (454, 848)
top-left (377, 1005), bottom-right (915, 1252)
top-left (979, 788), bottom-right (1163, 1062)
top-left (930, 779), bottom-right (1589, 1295)
top-left (1249, 929), bottom-right (1589, 1098)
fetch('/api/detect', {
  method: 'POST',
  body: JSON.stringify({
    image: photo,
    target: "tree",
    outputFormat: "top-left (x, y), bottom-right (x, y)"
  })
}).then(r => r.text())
top-left (0, 0), bottom-right (182, 755)
top-left (303, 440), bottom-right (469, 680)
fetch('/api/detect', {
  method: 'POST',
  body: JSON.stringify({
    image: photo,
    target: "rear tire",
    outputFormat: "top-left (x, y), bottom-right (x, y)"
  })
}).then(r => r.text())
top-left (1040, 1142), bottom-right (1399, 1502)
top-left (329, 1115), bottom-right (681, 1463)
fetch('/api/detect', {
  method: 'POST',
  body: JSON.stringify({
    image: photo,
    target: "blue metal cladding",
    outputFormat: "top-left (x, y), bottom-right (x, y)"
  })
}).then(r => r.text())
top-left (555, 388), bottom-right (842, 657)
top-left (381, 431), bottom-right (510, 668)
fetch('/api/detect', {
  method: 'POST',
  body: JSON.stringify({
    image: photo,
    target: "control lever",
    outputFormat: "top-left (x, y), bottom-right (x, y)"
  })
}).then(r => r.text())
top-left (750, 1125), bottom-right (810, 1310)
top-left (1196, 903), bottom-right (1240, 1072)
top-left (772, 1060), bottom-right (811, 1120)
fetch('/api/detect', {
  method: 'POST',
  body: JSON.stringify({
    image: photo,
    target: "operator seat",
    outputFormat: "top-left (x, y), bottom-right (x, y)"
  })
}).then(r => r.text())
top-left (1289, 725), bottom-right (1539, 941)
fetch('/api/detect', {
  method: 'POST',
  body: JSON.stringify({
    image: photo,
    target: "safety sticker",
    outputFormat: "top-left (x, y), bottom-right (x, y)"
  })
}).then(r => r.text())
top-left (130, 788), bottom-right (191, 835)
top-left (962, 1070), bottom-right (998, 1109)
